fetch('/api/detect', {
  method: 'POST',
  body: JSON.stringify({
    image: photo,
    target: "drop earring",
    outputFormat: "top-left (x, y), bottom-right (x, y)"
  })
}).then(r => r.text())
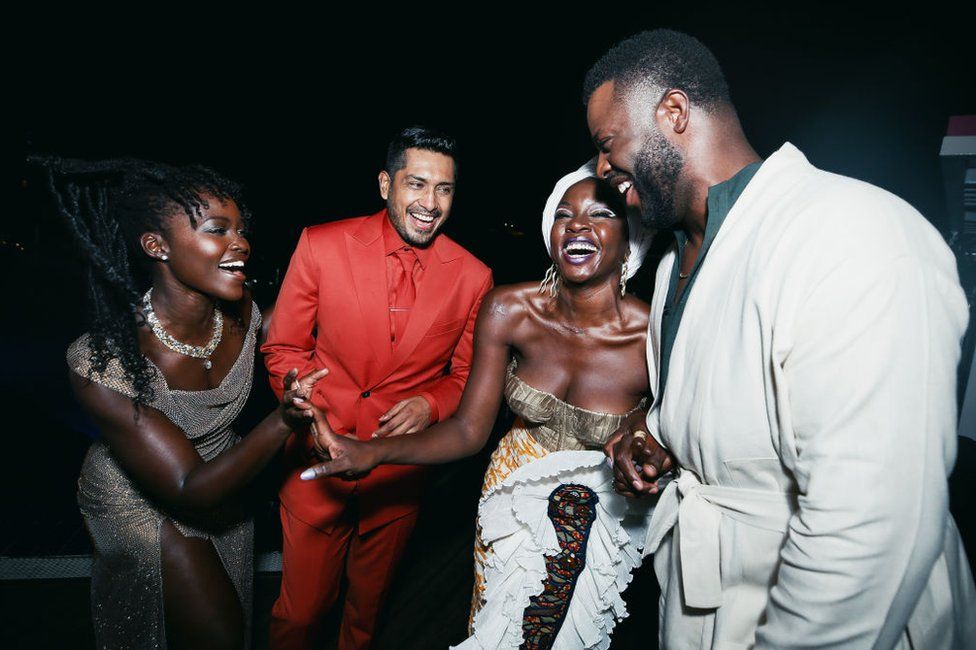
top-left (620, 256), bottom-right (629, 296)
top-left (539, 264), bottom-right (560, 298)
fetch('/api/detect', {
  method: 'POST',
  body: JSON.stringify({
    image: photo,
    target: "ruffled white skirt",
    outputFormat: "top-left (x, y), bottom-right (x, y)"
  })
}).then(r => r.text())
top-left (456, 446), bottom-right (654, 650)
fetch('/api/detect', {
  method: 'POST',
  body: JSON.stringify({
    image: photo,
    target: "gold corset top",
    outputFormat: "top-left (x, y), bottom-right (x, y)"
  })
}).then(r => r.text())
top-left (503, 358), bottom-right (646, 452)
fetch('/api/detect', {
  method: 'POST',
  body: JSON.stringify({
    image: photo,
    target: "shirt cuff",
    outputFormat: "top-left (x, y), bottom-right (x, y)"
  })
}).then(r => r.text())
top-left (417, 392), bottom-right (440, 423)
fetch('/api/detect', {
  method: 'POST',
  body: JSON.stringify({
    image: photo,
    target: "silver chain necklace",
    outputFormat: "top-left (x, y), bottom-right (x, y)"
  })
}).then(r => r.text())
top-left (142, 288), bottom-right (223, 369)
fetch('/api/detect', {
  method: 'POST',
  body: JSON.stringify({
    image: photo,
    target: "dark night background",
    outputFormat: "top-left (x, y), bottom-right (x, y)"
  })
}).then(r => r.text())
top-left (3, 6), bottom-right (975, 648)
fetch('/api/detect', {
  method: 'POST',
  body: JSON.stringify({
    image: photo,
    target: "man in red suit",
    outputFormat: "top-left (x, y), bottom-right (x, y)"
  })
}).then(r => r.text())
top-left (262, 126), bottom-right (493, 649)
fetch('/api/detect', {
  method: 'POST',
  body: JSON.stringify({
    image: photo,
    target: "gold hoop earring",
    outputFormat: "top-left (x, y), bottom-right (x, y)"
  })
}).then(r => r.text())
top-left (539, 264), bottom-right (560, 298)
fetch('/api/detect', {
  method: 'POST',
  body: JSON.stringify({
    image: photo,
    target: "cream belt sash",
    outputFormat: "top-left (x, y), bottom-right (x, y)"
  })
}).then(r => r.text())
top-left (643, 469), bottom-right (797, 608)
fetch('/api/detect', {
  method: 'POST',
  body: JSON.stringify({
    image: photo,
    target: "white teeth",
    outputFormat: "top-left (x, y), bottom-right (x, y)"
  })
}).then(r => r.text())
top-left (565, 241), bottom-right (598, 255)
top-left (617, 181), bottom-right (633, 195)
top-left (410, 212), bottom-right (435, 223)
top-left (219, 261), bottom-right (245, 270)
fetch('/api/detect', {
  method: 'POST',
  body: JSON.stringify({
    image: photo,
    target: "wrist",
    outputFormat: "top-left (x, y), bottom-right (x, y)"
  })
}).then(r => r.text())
top-left (271, 409), bottom-right (295, 437)
top-left (626, 407), bottom-right (647, 430)
top-left (371, 436), bottom-right (394, 466)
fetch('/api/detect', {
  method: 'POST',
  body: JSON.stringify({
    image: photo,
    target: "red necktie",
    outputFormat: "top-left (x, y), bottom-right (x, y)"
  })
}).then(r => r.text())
top-left (390, 247), bottom-right (418, 347)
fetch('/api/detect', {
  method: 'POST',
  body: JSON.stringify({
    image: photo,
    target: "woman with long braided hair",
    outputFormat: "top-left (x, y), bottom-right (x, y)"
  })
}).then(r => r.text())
top-left (35, 156), bottom-right (327, 649)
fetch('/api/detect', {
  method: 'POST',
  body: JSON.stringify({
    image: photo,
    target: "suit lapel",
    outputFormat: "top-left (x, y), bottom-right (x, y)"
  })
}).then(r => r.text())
top-left (649, 246), bottom-right (675, 403)
top-left (344, 212), bottom-right (393, 382)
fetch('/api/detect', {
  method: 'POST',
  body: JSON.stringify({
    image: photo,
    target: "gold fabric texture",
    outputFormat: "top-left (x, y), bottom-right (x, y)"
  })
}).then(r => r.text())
top-left (67, 303), bottom-right (260, 650)
top-left (504, 358), bottom-right (645, 451)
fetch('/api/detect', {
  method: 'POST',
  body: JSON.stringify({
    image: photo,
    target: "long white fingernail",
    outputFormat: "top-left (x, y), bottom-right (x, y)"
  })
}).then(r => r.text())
top-left (300, 469), bottom-right (315, 480)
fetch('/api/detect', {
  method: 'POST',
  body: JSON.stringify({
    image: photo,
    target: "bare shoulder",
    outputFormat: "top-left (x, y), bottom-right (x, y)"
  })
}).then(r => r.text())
top-left (482, 282), bottom-right (540, 319)
top-left (622, 294), bottom-right (651, 330)
top-left (67, 364), bottom-right (169, 440)
top-left (475, 283), bottom-right (541, 343)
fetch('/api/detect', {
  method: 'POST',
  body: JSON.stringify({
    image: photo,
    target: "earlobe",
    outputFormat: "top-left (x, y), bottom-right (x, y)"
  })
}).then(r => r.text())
top-left (660, 89), bottom-right (690, 134)
top-left (378, 171), bottom-right (390, 200)
top-left (140, 232), bottom-right (168, 262)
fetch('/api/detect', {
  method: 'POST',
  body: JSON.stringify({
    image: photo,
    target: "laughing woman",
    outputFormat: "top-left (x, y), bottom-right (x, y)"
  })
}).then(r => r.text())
top-left (36, 157), bottom-right (327, 650)
top-left (303, 160), bottom-right (655, 649)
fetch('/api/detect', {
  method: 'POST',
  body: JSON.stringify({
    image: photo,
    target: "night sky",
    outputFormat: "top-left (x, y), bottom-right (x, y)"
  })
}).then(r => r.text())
top-left (4, 4), bottom-right (975, 551)
top-left (13, 8), bottom-right (975, 280)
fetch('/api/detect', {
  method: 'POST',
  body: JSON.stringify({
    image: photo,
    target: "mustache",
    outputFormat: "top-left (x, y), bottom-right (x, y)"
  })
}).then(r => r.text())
top-left (604, 170), bottom-right (633, 185)
top-left (407, 206), bottom-right (442, 218)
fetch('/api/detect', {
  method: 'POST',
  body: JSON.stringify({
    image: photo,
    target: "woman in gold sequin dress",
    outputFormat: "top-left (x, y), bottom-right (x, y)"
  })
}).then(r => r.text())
top-left (304, 161), bottom-right (657, 649)
top-left (38, 157), bottom-right (327, 650)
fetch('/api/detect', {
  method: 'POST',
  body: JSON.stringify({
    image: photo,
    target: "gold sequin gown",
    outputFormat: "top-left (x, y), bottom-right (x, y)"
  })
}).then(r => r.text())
top-left (66, 303), bottom-right (260, 650)
top-left (469, 359), bottom-right (646, 631)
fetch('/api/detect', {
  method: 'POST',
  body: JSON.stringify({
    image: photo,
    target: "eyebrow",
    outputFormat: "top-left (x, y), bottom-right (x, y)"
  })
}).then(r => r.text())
top-left (406, 174), bottom-right (455, 187)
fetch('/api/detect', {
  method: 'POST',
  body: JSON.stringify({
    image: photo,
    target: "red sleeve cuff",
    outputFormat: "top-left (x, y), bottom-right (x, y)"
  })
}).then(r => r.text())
top-left (417, 392), bottom-right (440, 423)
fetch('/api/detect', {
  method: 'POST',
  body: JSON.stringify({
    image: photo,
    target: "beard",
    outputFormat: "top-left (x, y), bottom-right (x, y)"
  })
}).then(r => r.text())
top-left (633, 125), bottom-right (684, 230)
top-left (387, 201), bottom-right (442, 248)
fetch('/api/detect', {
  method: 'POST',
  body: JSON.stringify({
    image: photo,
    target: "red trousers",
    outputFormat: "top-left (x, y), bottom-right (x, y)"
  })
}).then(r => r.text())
top-left (270, 503), bottom-right (418, 650)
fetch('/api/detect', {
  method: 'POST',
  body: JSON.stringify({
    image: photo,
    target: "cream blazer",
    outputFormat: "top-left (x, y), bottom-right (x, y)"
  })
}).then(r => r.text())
top-left (643, 143), bottom-right (976, 649)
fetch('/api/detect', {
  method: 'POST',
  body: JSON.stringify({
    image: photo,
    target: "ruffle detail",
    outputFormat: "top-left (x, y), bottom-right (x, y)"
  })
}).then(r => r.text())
top-left (455, 451), bottom-right (654, 650)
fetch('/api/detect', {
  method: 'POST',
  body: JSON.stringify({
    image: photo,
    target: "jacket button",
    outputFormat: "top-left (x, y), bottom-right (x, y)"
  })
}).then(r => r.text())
top-left (361, 390), bottom-right (371, 398)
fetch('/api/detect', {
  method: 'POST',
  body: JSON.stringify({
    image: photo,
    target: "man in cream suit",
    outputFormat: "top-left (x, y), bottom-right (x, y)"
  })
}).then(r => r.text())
top-left (595, 30), bottom-right (976, 648)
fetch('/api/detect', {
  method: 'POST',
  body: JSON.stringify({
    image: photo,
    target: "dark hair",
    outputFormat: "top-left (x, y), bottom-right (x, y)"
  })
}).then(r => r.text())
top-left (583, 29), bottom-right (731, 110)
top-left (31, 155), bottom-right (250, 405)
top-left (385, 125), bottom-right (458, 178)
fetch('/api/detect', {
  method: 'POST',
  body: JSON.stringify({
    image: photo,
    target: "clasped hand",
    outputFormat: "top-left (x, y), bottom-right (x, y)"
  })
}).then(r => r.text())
top-left (278, 367), bottom-right (330, 431)
top-left (277, 369), bottom-right (383, 480)
top-left (298, 405), bottom-right (382, 481)
top-left (603, 411), bottom-right (674, 498)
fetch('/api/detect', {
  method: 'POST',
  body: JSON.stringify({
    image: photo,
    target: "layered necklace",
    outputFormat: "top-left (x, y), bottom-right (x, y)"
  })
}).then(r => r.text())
top-left (142, 288), bottom-right (223, 369)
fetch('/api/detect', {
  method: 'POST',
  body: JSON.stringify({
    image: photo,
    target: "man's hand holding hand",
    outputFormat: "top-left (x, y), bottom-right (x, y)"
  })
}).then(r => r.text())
top-left (371, 396), bottom-right (433, 438)
top-left (603, 409), bottom-right (673, 498)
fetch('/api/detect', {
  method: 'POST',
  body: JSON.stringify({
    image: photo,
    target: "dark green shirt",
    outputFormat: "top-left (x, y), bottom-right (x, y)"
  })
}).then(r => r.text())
top-left (658, 161), bottom-right (763, 395)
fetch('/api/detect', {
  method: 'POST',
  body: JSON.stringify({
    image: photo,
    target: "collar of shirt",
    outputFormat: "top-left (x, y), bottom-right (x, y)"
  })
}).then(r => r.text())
top-left (382, 212), bottom-right (431, 269)
top-left (657, 160), bottom-right (764, 395)
top-left (674, 160), bottom-right (763, 256)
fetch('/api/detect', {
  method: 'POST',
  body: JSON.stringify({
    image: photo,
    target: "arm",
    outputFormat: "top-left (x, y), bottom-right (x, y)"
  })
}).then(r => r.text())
top-left (71, 367), bottom-right (327, 513)
top-left (303, 287), bottom-right (513, 477)
top-left (418, 270), bottom-right (494, 421)
top-left (261, 227), bottom-right (319, 399)
top-left (755, 254), bottom-right (965, 648)
top-left (373, 269), bottom-right (495, 436)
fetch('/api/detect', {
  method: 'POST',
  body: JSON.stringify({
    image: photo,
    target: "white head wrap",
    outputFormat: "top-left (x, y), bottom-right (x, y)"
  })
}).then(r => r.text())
top-left (541, 158), bottom-right (651, 281)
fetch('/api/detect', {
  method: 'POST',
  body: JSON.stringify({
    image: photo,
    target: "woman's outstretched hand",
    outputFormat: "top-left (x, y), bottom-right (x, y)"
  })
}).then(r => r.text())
top-left (300, 404), bottom-right (383, 480)
top-left (279, 367), bottom-right (330, 432)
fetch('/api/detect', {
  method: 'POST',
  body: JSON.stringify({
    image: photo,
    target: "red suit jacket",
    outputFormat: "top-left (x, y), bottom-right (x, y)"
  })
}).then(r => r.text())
top-left (262, 209), bottom-right (493, 534)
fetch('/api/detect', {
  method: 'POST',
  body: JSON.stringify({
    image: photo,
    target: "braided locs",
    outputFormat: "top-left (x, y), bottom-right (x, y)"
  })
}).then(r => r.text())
top-left (31, 155), bottom-right (251, 405)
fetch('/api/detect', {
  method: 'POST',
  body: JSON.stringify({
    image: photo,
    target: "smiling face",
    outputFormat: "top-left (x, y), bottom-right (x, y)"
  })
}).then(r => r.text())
top-left (549, 177), bottom-right (628, 288)
top-left (587, 81), bottom-right (684, 230)
top-left (379, 148), bottom-right (456, 247)
top-left (144, 194), bottom-right (251, 302)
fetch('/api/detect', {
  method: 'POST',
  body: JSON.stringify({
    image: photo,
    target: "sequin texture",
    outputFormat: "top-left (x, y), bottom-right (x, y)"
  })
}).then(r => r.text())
top-left (67, 303), bottom-right (260, 649)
